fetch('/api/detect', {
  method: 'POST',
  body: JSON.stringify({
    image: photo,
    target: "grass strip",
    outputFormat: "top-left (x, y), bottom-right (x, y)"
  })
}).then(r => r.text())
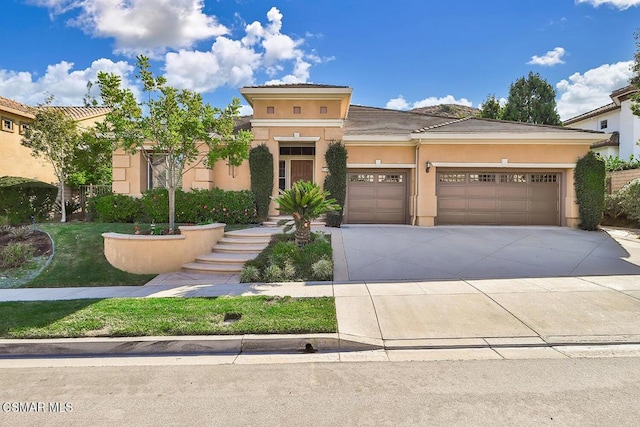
top-left (0, 296), bottom-right (337, 338)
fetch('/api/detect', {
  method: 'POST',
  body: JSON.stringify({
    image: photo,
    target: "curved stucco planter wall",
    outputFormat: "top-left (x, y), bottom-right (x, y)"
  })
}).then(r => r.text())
top-left (102, 223), bottom-right (225, 274)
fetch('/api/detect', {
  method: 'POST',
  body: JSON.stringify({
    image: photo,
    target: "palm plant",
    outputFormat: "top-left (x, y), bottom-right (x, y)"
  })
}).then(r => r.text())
top-left (274, 181), bottom-right (339, 245)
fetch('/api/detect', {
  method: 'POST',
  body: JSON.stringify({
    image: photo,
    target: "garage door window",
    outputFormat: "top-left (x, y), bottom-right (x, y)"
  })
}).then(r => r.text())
top-left (349, 174), bottom-right (374, 182)
top-left (439, 173), bottom-right (466, 183)
top-left (531, 174), bottom-right (558, 183)
top-left (469, 173), bottom-right (496, 183)
top-left (500, 174), bottom-right (527, 183)
top-left (379, 174), bottom-right (403, 183)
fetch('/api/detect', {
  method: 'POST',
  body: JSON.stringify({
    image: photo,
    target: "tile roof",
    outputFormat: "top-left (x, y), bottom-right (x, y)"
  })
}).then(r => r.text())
top-left (563, 103), bottom-right (619, 125)
top-left (344, 105), bottom-right (451, 135)
top-left (591, 131), bottom-right (619, 149)
top-left (414, 116), bottom-right (602, 134)
top-left (48, 106), bottom-right (111, 121)
top-left (0, 95), bottom-right (34, 117)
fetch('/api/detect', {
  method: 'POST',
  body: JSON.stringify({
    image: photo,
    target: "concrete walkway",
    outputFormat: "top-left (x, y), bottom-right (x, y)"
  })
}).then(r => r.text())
top-left (1, 225), bottom-right (640, 357)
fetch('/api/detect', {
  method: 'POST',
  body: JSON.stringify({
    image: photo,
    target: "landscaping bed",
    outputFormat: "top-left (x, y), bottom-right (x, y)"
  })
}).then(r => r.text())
top-left (0, 296), bottom-right (337, 338)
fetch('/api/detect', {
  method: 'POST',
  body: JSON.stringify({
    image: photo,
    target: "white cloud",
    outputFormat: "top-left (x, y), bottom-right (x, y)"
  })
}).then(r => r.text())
top-left (165, 7), bottom-right (318, 91)
top-left (385, 96), bottom-right (410, 110)
top-left (31, 0), bottom-right (228, 57)
top-left (0, 58), bottom-right (136, 106)
top-left (575, 0), bottom-right (640, 10)
top-left (556, 61), bottom-right (633, 120)
top-left (528, 47), bottom-right (566, 66)
top-left (386, 94), bottom-right (473, 110)
top-left (238, 104), bottom-right (253, 116)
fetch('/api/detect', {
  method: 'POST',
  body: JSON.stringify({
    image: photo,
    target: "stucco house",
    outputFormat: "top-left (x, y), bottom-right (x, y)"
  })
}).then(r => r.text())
top-left (0, 95), bottom-right (110, 185)
top-left (112, 84), bottom-right (606, 227)
top-left (564, 85), bottom-right (640, 160)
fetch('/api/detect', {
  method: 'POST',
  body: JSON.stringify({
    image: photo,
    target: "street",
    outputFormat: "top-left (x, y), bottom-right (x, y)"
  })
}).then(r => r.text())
top-left (1, 355), bottom-right (639, 426)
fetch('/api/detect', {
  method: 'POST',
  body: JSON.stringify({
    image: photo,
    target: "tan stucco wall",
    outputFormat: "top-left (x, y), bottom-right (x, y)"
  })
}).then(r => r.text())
top-left (0, 110), bottom-right (57, 184)
top-left (102, 223), bottom-right (225, 274)
top-left (252, 99), bottom-right (343, 120)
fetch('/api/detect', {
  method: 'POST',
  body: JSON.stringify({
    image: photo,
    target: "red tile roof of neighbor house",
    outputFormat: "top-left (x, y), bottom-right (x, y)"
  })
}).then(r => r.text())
top-left (0, 95), bottom-right (35, 117)
top-left (0, 95), bottom-right (110, 121)
top-left (47, 106), bottom-right (111, 121)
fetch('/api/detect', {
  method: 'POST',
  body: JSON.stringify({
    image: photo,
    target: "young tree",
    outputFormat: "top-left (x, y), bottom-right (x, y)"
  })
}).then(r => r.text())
top-left (501, 72), bottom-right (562, 125)
top-left (21, 99), bottom-right (79, 222)
top-left (96, 55), bottom-right (253, 231)
top-left (630, 29), bottom-right (640, 118)
top-left (478, 94), bottom-right (503, 119)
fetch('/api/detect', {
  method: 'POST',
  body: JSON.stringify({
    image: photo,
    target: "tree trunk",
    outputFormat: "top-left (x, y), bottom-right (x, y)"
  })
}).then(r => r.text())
top-left (294, 219), bottom-right (311, 246)
top-left (60, 180), bottom-right (67, 223)
top-left (168, 185), bottom-right (175, 232)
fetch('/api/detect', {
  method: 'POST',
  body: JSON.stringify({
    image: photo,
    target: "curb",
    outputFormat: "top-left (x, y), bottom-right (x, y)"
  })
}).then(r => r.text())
top-left (0, 334), bottom-right (382, 358)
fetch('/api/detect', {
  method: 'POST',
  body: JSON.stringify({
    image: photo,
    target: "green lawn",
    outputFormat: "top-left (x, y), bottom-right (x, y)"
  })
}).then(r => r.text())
top-left (25, 222), bottom-right (155, 288)
top-left (0, 296), bottom-right (337, 338)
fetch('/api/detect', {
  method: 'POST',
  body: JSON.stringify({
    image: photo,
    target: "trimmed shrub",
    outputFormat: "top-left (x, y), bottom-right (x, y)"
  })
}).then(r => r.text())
top-left (0, 176), bottom-right (58, 224)
top-left (323, 141), bottom-right (348, 227)
top-left (574, 151), bottom-right (605, 230)
top-left (620, 178), bottom-right (640, 222)
top-left (94, 194), bottom-right (143, 222)
top-left (249, 144), bottom-right (274, 222)
top-left (263, 264), bottom-right (283, 282)
top-left (604, 192), bottom-right (626, 219)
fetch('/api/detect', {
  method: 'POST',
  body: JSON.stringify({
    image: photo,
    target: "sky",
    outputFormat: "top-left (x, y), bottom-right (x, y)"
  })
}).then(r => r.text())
top-left (0, 0), bottom-right (639, 120)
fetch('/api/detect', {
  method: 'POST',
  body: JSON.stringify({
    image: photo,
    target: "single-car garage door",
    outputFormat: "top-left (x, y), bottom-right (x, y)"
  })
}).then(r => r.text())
top-left (437, 171), bottom-right (560, 225)
top-left (347, 171), bottom-right (408, 224)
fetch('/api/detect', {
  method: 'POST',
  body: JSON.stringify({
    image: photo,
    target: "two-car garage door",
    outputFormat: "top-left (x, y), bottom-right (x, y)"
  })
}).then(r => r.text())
top-left (436, 170), bottom-right (560, 226)
top-left (345, 169), bottom-right (561, 226)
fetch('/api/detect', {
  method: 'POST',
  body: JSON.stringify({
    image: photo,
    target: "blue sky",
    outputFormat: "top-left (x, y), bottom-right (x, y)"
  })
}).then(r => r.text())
top-left (1, 0), bottom-right (639, 120)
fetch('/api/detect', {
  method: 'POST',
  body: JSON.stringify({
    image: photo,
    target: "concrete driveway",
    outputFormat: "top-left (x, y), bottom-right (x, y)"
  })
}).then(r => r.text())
top-left (333, 225), bottom-right (640, 281)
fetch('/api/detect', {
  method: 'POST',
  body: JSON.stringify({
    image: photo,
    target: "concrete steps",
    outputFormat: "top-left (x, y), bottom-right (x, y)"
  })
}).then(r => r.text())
top-left (181, 229), bottom-right (271, 274)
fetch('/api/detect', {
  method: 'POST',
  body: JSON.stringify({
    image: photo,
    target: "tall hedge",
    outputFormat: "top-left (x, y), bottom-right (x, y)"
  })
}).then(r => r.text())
top-left (323, 141), bottom-right (348, 226)
top-left (249, 144), bottom-right (274, 222)
top-left (0, 176), bottom-right (58, 224)
top-left (574, 151), bottom-right (605, 231)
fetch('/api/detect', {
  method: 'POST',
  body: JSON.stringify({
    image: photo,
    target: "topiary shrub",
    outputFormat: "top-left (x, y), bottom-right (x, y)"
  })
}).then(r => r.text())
top-left (574, 151), bottom-right (605, 230)
top-left (249, 144), bottom-right (274, 222)
top-left (323, 141), bottom-right (348, 227)
top-left (0, 177), bottom-right (58, 224)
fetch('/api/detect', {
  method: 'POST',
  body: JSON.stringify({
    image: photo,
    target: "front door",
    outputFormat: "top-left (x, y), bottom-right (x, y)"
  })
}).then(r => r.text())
top-left (290, 160), bottom-right (314, 184)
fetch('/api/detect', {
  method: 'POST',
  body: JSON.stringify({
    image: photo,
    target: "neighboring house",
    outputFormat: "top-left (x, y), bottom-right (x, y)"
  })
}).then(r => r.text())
top-left (0, 95), bottom-right (110, 185)
top-left (112, 84), bottom-right (606, 227)
top-left (564, 85), bottom-right (640, 159)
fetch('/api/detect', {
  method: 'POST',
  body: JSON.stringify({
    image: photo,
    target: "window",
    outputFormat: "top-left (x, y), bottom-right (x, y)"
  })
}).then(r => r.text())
top-left (279, 146), bottom-right (315, 156)
top-left (19, 122), bottom-right (29, 135)
top-left (1, 117), bottom-right (14, 132)
top-left (278, 160), bottom-right (286, 190)
top-left (531, 174), bottom-right (558, 183)
top-left (293, 106), bottom-right (301, 114)
top-left (349, 174), bottom-right (374, 183)
top-left (439, 173), bottom-right (466, 183)
top-left (600, 119), bottom-right (608, 130)
top-left (320, 106), bottom-right (328, 114)
top-left (379, 174), bottom-right (403, 183)
top-left (267, 106), bottom-right (275, 114)
top-left (469, 173), bottom-right (496, 183)
top-left (146, 153), bottom-right (183, 189)
top-left (500, 174), bottom-right (527, 183)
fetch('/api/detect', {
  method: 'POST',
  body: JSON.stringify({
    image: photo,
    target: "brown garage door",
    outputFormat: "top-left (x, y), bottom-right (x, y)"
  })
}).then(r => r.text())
top-left (437, 171), bottom-right (560, 225)
top-left (347, 171), bottom-right (408, 224)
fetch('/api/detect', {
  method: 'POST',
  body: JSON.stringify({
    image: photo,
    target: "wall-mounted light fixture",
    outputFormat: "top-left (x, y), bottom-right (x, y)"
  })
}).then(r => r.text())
top-left (425, 160), bottom-right (432, 173)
